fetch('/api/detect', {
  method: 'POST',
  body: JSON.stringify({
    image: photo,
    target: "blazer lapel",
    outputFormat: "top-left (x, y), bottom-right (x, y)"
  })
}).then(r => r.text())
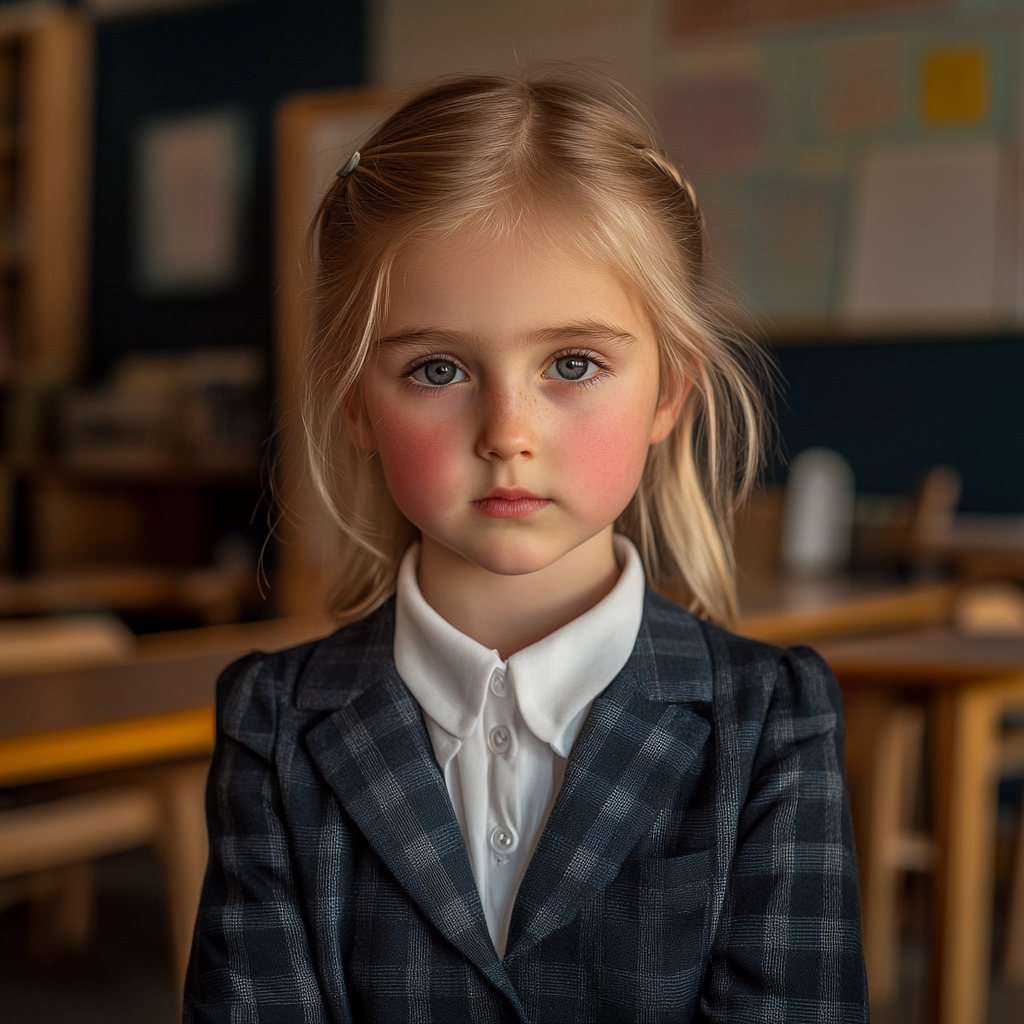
top-left (503, 594), bottom-right (714, 966)
top-left (300, 611), bottom-right (521, 1010)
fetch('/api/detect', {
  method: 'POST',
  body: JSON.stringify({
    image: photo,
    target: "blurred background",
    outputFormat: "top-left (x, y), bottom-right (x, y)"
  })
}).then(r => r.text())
top-left (0, 1), bottom-right (1023, 1022)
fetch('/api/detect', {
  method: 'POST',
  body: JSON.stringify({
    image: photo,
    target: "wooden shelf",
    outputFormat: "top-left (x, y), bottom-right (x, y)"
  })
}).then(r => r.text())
top-left (0, 564), bottom-right (261, 624)
top-left (5, 457), bottom-right (262, 487)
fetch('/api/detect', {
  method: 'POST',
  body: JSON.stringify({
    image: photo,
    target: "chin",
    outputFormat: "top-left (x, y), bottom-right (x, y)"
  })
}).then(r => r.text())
top-left (463, 538), bottom-right (565, 578)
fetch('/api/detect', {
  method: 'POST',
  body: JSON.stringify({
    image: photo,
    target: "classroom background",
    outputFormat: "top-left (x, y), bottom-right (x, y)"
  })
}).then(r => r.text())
top-left (0, 1), bottom-right (1023, 1022)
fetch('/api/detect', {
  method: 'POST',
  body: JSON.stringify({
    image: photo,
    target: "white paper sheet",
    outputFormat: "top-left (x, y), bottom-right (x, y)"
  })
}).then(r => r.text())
top-left (844, 141), bottom-right (1009, 326)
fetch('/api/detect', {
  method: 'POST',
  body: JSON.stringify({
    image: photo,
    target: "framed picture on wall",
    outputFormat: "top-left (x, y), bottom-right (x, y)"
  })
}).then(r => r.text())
top-left (134, 108), bottom-right (252, 296)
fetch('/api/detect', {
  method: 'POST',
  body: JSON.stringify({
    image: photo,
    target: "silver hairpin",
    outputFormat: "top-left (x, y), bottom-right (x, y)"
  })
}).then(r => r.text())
top-left (337, 151), bottom-right (361, 177)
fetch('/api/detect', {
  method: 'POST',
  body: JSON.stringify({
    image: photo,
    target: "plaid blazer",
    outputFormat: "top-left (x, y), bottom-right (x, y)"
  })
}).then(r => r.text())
top-left (184, 591), bottom-right (868, 1023)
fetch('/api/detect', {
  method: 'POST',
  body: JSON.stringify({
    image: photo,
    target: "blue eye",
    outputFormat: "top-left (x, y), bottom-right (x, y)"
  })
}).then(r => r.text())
top-left (411, 360), bottom-right (466, 386)
top-left (544, 356), bottom-right (599, 381)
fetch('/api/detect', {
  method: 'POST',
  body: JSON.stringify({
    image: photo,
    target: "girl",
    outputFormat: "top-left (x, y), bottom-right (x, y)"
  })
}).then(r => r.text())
top-left (185, 72), bottom-right (868, 1022)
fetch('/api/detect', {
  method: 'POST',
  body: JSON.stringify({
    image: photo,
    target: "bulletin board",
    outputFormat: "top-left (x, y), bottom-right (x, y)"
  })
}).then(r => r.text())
top-left (274, 88), bottom-right (400, 615)
top-left (655, 6), bottom-right (1024, 338)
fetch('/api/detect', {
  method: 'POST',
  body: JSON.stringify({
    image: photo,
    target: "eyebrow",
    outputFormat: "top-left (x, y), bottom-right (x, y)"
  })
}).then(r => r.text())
top-left (377, 321), bottom-right (637, 348)
top-left (532, 322), bottom-right (638, 347)
top-left (377, 328), bottom-right (475, 347)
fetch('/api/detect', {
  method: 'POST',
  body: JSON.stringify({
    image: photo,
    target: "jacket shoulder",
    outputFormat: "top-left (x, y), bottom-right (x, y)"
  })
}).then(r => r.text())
top-left (696, 613), bottom-right (844, 734)
top-left (644, 590), bottom-right (840, 721)
top-left (214, 599), bottom-right (397, 757)
top-left (641, 590), bottom-right (786, 701)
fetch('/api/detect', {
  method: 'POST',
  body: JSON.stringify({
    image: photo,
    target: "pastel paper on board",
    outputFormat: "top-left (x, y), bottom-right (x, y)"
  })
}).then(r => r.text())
top-left (136, 110), bottom-right (249, 295)
top-left (845, 141), bottom-right (1003, 323)
top-left (669, 0), bottom-right (946, 36)
top-left (698, 183), bottom-right (744, 299)
top-left (922, 47), bottom-right (989, 124)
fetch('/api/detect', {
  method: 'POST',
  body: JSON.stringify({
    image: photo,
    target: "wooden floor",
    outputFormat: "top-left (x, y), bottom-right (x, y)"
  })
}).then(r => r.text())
top-left (0, 848), bottom-right (1021, 1022)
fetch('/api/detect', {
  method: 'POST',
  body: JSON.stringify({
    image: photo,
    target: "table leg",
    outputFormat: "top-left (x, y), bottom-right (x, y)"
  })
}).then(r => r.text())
top-left (26, 862), bottom-right (95, 956)
top-left (847, 689), bottom-right (907, 1006)
top-left (1005, 796), bottom-right (1024, 984)
top-left (845, 688), bottom-right (931, 1009)
top-left (154, 760), bottom-right (210, 995)
top-left (930, 684), bottom-right (1000, 1024)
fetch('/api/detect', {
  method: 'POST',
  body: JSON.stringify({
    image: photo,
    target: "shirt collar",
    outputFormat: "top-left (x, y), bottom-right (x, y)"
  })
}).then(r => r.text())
top-left (394, 535), bottom-right (646, 759)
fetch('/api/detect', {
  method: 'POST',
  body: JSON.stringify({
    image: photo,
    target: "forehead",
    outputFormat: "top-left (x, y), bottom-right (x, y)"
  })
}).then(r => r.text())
top-left (383, 223), bottom-right (654, 341)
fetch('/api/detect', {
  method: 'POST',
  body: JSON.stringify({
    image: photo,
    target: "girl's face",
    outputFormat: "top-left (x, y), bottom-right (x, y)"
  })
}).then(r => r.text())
top-left (352, 227), bottom-right (683, 578)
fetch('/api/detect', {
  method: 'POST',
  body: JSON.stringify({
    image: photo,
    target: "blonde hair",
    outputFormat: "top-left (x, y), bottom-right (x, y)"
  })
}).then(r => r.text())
top-left (302, 71), bottom-right (767, 626)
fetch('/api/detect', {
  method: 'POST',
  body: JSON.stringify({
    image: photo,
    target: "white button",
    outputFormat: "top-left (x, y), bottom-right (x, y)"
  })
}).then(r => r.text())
top-left (490, 825), bottom-right (518, 854)
top-left (488, 725), bottom-right (511, 754)
top-left (490, 671), bottom-right (507, 696)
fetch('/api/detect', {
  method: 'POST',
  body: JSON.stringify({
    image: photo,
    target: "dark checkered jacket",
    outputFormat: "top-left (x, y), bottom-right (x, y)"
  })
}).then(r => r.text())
top-left (184, 590), bottom-right (869, 1023)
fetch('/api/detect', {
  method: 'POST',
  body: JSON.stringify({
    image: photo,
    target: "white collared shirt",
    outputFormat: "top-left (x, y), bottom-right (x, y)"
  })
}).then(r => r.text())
top-left (393, 535), bottom-right (645, 957)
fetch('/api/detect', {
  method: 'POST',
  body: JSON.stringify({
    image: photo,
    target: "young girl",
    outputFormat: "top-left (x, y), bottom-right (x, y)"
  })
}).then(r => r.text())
top-left (185, 73), bottom-right (868, 1022)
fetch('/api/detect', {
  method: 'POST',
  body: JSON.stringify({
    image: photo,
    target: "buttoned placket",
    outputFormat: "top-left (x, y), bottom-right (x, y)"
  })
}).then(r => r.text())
top-left (485, 667), bottom-right (519, 868)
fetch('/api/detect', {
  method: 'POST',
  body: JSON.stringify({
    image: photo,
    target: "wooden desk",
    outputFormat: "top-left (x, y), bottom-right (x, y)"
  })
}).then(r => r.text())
top-left (934, 513), bottom-right (1024, 582)
top-left (0, 616), bottom-right (330, 788)
top-left (738, 575), bottom-right (955, 645)
top-left (816, 628), bottom-right (1024, 1024)
top-left (0, 580), bottom-right (961, 998)
top-left (0, 614), bottom-right (330, 987)
top-left (0, 565), bottom-right (261, 626)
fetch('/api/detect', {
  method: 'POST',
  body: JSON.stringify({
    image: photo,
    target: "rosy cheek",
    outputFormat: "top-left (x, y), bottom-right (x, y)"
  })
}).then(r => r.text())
top-left (372, 408), bottom-right (463, 526)
top-left (561, 405), bottom-right (651, 511)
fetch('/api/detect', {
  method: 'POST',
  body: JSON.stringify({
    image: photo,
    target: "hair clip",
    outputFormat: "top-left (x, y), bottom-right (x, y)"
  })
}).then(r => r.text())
top-left (337, 151), bottom-right (361, 177)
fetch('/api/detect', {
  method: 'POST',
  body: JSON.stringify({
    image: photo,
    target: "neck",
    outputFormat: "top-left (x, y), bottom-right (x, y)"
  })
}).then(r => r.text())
top-left (416, 528), bottom-right (621, 659)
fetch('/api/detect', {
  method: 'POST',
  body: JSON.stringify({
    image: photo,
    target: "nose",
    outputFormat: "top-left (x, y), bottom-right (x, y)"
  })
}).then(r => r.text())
top-left (474, 382), bottom-right (536, 462)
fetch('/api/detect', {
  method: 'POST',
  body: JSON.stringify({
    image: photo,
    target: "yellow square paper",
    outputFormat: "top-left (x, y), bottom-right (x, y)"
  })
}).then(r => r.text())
top-left (923, 48), bottom-right (989, 125)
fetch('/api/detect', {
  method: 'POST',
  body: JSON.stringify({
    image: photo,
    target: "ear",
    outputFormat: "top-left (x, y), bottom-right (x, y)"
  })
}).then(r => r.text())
top-left (649, 374), bottom-right (691, 445)
top-left (342, 388), bottom-right (377, 452)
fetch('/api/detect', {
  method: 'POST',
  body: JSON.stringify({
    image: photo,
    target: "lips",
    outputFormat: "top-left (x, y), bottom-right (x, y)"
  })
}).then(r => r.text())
top-left (472, 488), bottom-right (551, 519)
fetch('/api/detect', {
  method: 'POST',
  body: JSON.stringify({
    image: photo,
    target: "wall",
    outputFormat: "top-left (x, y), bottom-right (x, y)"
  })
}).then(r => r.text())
top-left (371, 0), bottom-right (656, 90)
top-left (655, 2), bottom-right (1024, 513)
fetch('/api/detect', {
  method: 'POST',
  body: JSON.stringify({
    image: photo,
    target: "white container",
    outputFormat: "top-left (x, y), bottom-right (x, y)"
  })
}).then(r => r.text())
top-left (781, 447), bottom-right (856, 576)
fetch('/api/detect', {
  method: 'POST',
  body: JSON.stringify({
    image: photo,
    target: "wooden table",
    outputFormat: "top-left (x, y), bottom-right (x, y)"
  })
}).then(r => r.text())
top-left (0, 564), bottom-right (261, 627)
top-left (934, 513), bottom-right (1024, 582)
top-left (816, 628), bottom-right (1024, 1024)
top-left (0, 614), bottom-right (330, 986)
top-left (0, 616), bottom-right (330, 787)
top-left (0, 569), bottom-right (938, 770)
top-left (0, 576), bottom-right (953, 786)
top-left (737, 575), bottom-right (955, 644)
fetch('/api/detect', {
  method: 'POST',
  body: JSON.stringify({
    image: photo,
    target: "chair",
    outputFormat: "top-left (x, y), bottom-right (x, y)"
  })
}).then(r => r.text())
top-left (0, 759), bottom-right (209, 989)
top-left (847, 696), bottom-right (933, 1006)
top-left (840, 647), bottom-right (1024, 1020)
top-left (1002, 727), bottom-right (1024, 983)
